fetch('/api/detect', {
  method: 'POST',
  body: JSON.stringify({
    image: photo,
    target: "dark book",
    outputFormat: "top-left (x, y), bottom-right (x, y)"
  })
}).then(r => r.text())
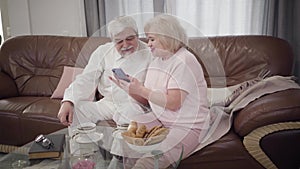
top-left (29, 134), bottom-right (65, 159)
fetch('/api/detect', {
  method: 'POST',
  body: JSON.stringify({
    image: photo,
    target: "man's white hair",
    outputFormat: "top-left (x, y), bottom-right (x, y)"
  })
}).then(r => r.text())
top-left (107, 16), bottom-right (138, 38)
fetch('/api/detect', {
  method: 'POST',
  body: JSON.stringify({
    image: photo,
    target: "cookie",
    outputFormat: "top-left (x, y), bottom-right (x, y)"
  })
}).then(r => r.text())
top-left (133, 138), bottom-right (145, 146)
top-left (145, 125), bottom-right (162, 139)
top-left (135, 124), bottom-right (147, 138)
top-left (144, 134), bottom-right (166, 145)
top-left (148, 127), bottom-right (168, 138)
top-left (121, 131), bottom-right (136, 138)
top-left (127, 121), bottom-right (137, 134)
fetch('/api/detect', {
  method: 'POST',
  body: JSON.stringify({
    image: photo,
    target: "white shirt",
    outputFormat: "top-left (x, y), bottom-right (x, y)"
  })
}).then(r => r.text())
top-left (63, 40), bottom-right (153, 107)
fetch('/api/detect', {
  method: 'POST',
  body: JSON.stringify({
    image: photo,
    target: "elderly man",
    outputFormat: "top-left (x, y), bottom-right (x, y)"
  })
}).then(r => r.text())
top-left (57, 16), bottom-right (153, 130)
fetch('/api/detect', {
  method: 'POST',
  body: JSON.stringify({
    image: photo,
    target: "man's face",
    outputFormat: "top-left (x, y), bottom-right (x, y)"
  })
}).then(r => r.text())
top-left (113, 28), bottom-right (138, 56)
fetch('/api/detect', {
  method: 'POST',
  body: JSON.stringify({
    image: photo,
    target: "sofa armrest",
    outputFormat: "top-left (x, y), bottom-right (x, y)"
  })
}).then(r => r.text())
top-left (234, 89), bottom-right (300, 137)
top-left (0, 71), bottom-right (18, 99)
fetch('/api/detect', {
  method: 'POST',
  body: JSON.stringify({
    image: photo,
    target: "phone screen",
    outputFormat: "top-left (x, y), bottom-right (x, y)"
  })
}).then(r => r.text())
top-left (112, 68), bottom-right (130, 82)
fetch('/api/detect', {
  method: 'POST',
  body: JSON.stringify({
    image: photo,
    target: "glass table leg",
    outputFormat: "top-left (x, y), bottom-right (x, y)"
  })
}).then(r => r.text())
top-left (173, 145), bottom-right (184, 169)
top-left (151, 150), bottom-right (163, 169)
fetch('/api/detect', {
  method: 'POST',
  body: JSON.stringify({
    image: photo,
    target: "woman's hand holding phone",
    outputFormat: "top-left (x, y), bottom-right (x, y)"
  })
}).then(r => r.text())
top-left (110, 68), bottom-right (143, 96)
top-left (109, 69), bottom-right (149, 107)
top-left (110, 68), bottom-right (131, 92)
top-left (112, 68), bottom-right (130, 82)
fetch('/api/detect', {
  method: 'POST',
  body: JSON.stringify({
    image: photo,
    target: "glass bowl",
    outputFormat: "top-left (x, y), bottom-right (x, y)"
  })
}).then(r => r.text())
top-left (70, 148), bottom-right (100, 169)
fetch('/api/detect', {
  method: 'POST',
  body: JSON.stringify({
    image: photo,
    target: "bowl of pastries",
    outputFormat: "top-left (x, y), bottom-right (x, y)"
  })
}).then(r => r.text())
top-left (121, 121), bottom-right (169, 153)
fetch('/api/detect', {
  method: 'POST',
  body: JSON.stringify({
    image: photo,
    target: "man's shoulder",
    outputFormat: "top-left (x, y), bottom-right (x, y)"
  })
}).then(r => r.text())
top-left (96, 41), bottom-right (114, 49)
top-left (92, 41), bottom-right (115, 55)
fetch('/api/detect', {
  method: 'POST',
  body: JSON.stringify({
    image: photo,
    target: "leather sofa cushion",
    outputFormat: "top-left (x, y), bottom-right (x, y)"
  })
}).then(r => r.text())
top-left (0, 96), bottom-right (64, 145)
top-left (0, 97), bottom-right (61, 122)
top-left (0, 72), bottom-right (18, 99)
top-left (178, 130), bottom-right (264, 169)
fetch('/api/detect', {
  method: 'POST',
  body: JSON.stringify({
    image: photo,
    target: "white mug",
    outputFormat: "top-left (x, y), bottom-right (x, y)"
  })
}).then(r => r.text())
top-left (74, 122), bottom-right (103, 154)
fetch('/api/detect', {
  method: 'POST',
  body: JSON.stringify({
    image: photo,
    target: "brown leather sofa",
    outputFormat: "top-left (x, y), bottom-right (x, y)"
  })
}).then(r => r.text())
top-left (0, 35), bottom-right (299, 169)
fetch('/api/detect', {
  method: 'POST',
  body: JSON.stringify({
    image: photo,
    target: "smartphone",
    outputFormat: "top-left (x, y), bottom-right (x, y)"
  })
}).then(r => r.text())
top-left (112, 68), bottom-right (130, 82)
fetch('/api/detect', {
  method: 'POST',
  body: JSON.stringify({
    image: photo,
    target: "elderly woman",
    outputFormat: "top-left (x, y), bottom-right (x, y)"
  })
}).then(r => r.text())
top-left (111, 14), bottom-right (210, 168)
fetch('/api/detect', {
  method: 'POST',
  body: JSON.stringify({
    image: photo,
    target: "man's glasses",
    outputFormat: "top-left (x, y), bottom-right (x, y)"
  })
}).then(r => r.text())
top-left (34, 134), bottom-right (54, 149)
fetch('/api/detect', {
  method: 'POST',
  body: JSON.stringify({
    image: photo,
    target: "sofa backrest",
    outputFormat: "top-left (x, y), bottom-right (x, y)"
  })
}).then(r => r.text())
top-left (0, 35), bottom-right (110, 96)
top-left (0, 35), bottom-right (293, 96)
top-left (188, 36), bottom-right (293, 87)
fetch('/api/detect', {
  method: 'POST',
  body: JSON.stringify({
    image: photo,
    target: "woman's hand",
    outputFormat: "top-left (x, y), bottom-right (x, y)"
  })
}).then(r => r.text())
top-left (109, 75), bottom-right (187, 111)
top-left (109, 75), bottom-right (130, 93)
top-left (127, 77), bottom-right (144, 95)
top-left (109, 75), bottom-right (144, 96)
top-left (110, 75), bottom-right (149, 106)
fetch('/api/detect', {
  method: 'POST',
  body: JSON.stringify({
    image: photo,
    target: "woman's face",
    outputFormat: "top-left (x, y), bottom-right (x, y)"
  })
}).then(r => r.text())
top-left (147, 33), bottom-right (172, 58)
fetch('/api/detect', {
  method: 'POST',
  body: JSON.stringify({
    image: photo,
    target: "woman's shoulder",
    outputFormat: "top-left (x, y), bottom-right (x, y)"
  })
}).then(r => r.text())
top-left (176, 47), bottom-right (198, 62)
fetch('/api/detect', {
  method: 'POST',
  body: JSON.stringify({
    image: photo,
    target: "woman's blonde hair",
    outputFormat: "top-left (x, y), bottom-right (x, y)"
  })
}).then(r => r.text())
top-left (144, 14), bottom-right (188, 53)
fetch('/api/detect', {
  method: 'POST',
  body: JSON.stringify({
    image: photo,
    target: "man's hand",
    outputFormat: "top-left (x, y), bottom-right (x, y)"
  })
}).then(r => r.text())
top-left (57, 101), bottom-right (74, 126)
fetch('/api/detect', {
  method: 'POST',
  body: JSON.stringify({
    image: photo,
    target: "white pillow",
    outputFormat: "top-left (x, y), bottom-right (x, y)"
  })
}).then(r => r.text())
top-left (51, 66), bottom-right (83, 99)
top-left (207, 77), bottom-right (262, 107)
top-left (207, 85), bottom-right (239, 107)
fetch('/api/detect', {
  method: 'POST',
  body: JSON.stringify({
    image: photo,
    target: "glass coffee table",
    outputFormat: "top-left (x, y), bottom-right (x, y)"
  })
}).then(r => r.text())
top-left (0, 125), bottom-right (182, 169)
top-left (0, 125), bottom-right (120, 169)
